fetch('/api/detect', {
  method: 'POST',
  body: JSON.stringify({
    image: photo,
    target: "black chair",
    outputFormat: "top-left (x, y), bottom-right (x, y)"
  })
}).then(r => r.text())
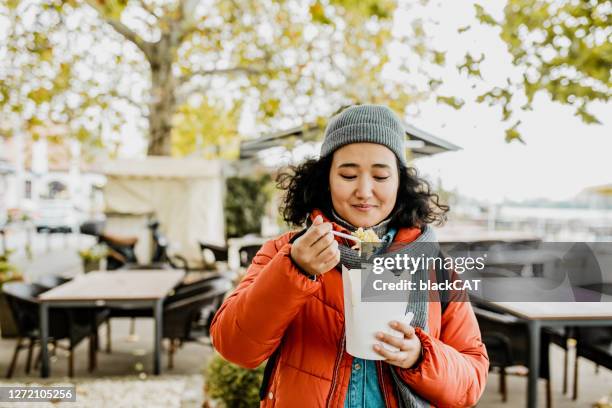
top-left (556, 280), bottom-right (612, 399)
top-left (238, 245), bottom-right (261, 268)
top-left (35, 275), bottom-right (71, 290)
top-left (163, 276), bottom-right (231, 369)
top-left (2, 282), bottom-right (109, 378)
top-left (106, 263), bottom-right (191, 342)
top-left (474, 305), bottom-right (554, 407)
top-left (579, 283), bottom-right (612, 300)
top-left (199, 242), bottom-right (229, 269)
top-left (104, 275), bottom-right (230, 354)
top-left (171, 275), bottom-right (231, 339)
top-left (572, 326), bottom-right (612, 400)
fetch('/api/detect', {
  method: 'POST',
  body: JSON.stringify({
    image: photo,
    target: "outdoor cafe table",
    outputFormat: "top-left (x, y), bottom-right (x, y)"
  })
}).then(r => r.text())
top-left (470, 277), bottom-right (612, 408)
top-left (37, 270), bottom-right (185, 378)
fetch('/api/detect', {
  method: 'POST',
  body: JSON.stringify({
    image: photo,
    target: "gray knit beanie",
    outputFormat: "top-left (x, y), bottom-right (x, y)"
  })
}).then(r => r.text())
top-left (320, 104), bottom-right (407, 165)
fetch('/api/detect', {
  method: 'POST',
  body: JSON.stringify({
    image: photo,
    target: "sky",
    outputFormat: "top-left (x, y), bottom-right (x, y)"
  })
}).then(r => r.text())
top-left (414, 93), bottom-right (611, 203)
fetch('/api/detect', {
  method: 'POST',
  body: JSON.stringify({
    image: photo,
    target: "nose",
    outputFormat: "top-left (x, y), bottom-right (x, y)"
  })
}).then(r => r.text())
top-left (354, 176), bottom-right (374, 200)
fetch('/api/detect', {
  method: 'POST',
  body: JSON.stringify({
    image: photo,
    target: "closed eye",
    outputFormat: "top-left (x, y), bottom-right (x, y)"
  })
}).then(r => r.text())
top-left (340, 175), bottom-right (357, 180)
top-left (374, 176), bottom-right (390, 181)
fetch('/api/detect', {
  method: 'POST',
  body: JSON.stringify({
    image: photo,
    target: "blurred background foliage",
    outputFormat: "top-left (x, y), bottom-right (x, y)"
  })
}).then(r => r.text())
top-left (460, 0), bottom-right (610, 142)
top-left (224, 174), bottom-right (274, 238)
top-left (0, 0), bottom-right (608, 155)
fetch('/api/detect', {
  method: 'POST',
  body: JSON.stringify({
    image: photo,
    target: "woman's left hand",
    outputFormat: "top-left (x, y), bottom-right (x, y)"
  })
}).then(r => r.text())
top-left (372, 320), bottom-right (422, 369)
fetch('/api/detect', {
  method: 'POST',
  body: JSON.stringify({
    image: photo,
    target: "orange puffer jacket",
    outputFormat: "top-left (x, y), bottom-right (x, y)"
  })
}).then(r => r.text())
top-left (211, 217), bottom-right (489, 407)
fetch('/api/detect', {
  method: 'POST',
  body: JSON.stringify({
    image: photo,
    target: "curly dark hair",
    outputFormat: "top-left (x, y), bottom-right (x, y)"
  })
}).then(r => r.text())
top-left (276, 154), bottom-right (449, 229)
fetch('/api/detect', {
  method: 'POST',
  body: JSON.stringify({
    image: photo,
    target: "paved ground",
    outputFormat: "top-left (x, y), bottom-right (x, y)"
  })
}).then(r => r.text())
top-left (0, 375), bottom-right (204, 408)
top-left (0, 318), bottom-right (211, 407)
top-left (0, 318), bottom-right (213, 377)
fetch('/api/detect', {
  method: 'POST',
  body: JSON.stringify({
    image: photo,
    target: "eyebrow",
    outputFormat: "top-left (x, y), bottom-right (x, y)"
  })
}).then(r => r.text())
top-left (337, 163), bottom-right (392, 169)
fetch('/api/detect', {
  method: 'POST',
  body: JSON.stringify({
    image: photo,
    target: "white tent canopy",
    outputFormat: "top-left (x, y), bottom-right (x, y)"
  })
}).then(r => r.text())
top-left (102, 157), bottom-right (225, 266)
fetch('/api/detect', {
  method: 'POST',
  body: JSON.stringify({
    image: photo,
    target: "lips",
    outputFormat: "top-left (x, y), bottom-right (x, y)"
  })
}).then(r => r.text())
top-left (352, 204), bottom-right (377, 212)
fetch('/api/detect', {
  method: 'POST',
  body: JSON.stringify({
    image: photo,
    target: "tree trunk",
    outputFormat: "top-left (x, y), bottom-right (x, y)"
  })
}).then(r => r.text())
top-left (147, 34), bottom-right (177, 156)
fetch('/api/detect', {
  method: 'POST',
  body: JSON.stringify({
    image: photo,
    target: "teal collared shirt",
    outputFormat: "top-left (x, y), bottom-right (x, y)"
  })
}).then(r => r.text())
top-left (344, 358), bottom-right (386, 407)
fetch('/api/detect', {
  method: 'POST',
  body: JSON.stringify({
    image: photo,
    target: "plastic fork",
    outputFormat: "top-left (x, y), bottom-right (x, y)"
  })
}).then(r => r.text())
top-left (331, 230), bottom-right (361, 243)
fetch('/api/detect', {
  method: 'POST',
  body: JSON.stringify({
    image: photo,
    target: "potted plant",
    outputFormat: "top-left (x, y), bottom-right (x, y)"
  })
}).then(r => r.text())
top-left (78, 244), bottom-right (108, 273)
top-left (204, 353), bottom-right (265, 408)
top-left (0, 250), bottom-right (23, 338)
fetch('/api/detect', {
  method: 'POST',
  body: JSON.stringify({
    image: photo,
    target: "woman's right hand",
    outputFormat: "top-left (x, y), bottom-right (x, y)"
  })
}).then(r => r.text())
top-left (290, 215), bottom-right (340, 278)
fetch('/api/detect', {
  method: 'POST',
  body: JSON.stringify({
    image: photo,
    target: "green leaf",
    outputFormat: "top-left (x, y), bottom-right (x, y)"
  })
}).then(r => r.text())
top-left (457, 53), bottom-right (484, 78)
top-left (575, 106), bottom-right (601, 125)
top-left (6, 0), bottom-right (20, 9)
top-left (75, 127), bottom-right (91, 142)
top-left (0, 81), bottom-right (9, 105)
top-left (52, 63), bottom-right (72, 91)
top-left (99, 0), bottom-right (129, 19)
top-left (262, 98), bottom-right (280, 118)
top-left (331, 0), bottom-right (395, 19)
top-left (504, 121), bottom-right (524, 143)
top-left (474, 4), bottom-right (497, 26)
top-left (501, 103), bottom-right (512, 121)
top-left (309, 1), bottom-right (332, 25)
top-left (27, 88), bottom-right (53, 104)
top-left (437, 96), bottom-right (464, 109)
top-left (367, 1), bottom-right (392, 19)
top-left (433, 51), bottom-right (446, 66)
top-left (428, 78), bottom-right (442, 90)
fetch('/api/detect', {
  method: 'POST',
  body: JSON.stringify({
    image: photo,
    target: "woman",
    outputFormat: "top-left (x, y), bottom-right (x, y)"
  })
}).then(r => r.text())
top-left (211, 105), bottom-right (488, 407)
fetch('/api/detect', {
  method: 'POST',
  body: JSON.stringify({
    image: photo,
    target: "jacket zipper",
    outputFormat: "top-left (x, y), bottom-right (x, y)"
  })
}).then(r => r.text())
top-left (267, 351), bottom-right (281, 406)
top-left (326, 330), bottom-right (346, 408)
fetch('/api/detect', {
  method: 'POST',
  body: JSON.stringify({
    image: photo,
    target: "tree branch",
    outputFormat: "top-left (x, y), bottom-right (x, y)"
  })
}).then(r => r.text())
top-left (108, 90), bottom-right (148, 117)
top-left (120, 94), bottom-right (147, 112)
top-left (136, 0), bottom-right (161, 20)
top-left (84, 0), bottom-right (153, 61)
top-left (176, 0), bottom-right (207, 42)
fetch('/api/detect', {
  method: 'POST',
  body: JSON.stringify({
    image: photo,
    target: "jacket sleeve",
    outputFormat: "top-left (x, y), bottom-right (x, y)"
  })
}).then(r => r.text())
top-left (394, 293), bottom-right (489, 407)
top-left (210, 234), bottom-right (321, 369)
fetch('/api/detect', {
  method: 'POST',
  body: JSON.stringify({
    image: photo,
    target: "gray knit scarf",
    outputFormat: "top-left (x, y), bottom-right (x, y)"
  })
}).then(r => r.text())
top-left (330, 210), bottom-right (437, 408)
